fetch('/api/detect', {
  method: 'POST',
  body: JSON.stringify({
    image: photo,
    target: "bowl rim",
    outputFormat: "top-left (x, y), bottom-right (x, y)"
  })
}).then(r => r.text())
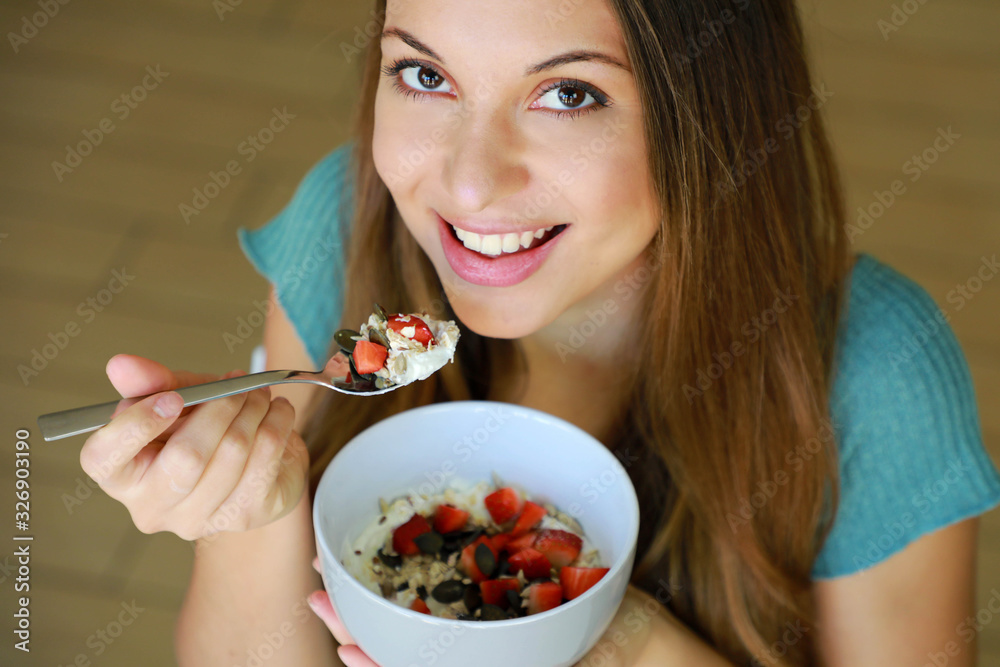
top-left (313, 400), bottom-right (641, 626)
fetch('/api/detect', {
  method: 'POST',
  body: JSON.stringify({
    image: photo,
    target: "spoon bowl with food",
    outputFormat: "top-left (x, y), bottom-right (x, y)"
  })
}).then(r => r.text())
top-left (36, 305), bottom-right (459, 441)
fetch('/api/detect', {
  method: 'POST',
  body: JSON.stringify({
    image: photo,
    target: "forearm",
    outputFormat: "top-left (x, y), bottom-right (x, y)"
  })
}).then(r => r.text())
top-left (610, 585), bottom-right (735, 667)
top-left (637, 608), bottom-right (735, 666)
top-left (174, 492), bottom-right (340, 666)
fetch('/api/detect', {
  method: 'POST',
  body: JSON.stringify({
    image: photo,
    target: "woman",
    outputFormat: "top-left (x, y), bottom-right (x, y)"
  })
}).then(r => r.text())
top-left (83, 0), bottom-right (1000, 665)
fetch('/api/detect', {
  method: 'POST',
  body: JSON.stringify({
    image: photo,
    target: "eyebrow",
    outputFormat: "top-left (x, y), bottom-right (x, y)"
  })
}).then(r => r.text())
top-left (381, 27), bottom-right (631, 76)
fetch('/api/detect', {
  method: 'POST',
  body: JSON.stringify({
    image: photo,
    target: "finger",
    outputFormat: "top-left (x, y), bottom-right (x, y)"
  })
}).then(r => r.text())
top-left (80, 391), bottom-right (184, 488)
top-left (312, 555), bottom-right (322, 574)
top-left (153, 369), bottom-right (249, 440)
top-left (307, 590), bottom-right (355, 646)
top-left (146, 391), bottom-right (251, 496)
top-left (337, 645), bottom-right (378, 667)
top-left (106, 354), bottom-right (221, 399)
top-left (176, 387), bottom-right (273, 532)
top-left (217, 396), bottom-right (298, 524)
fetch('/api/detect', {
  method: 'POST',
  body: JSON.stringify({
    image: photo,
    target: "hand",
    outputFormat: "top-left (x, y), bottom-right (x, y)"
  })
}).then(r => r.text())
top-left (308, 556), bottom-right (377, 666)
top-left (307, 554), bottom-right (663, 667)
top-left (79, 353), bottom-right (310, 541)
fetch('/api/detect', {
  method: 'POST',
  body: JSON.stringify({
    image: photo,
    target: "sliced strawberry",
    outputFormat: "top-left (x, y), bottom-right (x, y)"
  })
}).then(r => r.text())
top-left (352, 339), bottom-right (388, 374)
top-left (504, 531), bottom-right (538, 554)
top-left (460, 535), bottom-right (498, 583)
top-left (507, 547), bottom-right (552, 580)
top-left (410, 598), bottom-right (431, 614)
top-left (489, 532), bottom-right (512, 552)
top-left (392, 514), bottom-right (431, 556)
top-left (433, 504), bottom-right (469, 534)
top-left (560, 567), bottom-right (610, 600)
top-left (480, 578), bottom-right (521, 608)
top-left (387, 314), bottom-right (435, 346)
top-left (527, 581), bottom-right (563, 615)
top-left (511, 501), bottom-right (547, 536)
top-left (484, 487), bottom-right (523, 524)
top-left (533, 529), bottom-right (582, 568)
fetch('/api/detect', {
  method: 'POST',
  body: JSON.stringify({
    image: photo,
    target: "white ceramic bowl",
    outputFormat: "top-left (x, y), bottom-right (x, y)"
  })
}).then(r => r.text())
top-left (313, 401), bottom-right (640, 667)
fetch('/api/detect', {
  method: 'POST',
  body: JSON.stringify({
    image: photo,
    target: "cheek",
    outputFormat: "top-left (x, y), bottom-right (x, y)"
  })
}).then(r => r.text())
top-left (373, 93), bottom-right (451, 189)
top-left (570, 157), bottom-right (659, 245)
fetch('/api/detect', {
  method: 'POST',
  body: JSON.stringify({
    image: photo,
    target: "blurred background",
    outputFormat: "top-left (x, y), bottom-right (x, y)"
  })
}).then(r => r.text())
top-left (0, 0), bottom-right (997, 664)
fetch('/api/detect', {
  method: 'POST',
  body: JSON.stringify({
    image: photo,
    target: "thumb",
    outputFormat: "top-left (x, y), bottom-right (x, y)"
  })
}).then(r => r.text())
top-left (106, 354), bottom-right (219, 399)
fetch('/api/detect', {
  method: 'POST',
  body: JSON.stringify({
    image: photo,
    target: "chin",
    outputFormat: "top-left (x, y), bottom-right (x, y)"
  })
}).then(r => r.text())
top-left (441, 288), bottom-right (556, 340)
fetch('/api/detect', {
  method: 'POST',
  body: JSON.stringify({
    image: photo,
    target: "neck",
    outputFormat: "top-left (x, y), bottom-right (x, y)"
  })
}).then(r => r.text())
top-left (495, 250), bottom-right (657, 441)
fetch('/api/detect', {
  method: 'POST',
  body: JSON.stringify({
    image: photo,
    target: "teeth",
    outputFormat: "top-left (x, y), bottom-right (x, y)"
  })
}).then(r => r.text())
top-left (454, 225), bottom-right (557, 256)
top-left (480, 234), bottom-right (502, 256)
top-left (501, 233), bottom-right (520, 253)
top-left (462, 231), bottom-right (482, 252)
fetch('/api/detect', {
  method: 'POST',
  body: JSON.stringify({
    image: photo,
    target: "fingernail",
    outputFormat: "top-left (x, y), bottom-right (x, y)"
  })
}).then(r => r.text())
top-left (154, 392), bottom-right (183, 418)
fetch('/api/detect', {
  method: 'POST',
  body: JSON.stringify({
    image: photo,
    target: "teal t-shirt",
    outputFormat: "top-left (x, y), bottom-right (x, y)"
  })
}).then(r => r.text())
top-left (237, 144), bottom-right (1000, 580)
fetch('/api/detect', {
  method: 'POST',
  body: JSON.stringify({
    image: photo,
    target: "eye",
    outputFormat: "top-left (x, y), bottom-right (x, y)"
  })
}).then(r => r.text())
top-left (381, 58), bottom-right (454, 97)
top-left (533, 79), bottom-right (611, 119)
top-left (401, 64), bottom-right (453, 94)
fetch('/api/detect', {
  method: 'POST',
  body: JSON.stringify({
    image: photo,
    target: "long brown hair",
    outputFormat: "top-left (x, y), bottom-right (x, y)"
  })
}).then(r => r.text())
top-left (302, 1), bottom-right (851, 664)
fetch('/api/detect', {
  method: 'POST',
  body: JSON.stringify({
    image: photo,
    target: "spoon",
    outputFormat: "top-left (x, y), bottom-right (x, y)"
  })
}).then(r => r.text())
top-left (37, 349), bottom-right (399, 442)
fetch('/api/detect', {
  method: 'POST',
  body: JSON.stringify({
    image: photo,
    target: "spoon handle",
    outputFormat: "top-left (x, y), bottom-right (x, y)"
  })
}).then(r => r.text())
top-left (37, 370), bottom-right (296, 441)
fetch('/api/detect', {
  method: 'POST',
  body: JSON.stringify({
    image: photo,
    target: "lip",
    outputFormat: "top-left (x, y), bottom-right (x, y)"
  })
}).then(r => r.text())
top-left (435, 212), bottom-right (567, 288)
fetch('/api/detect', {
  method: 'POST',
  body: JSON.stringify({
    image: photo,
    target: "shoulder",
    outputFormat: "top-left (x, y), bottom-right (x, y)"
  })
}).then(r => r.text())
top-left (236, 142), bottom-right (357, 368)
top-left (813, 253), bottom-right (1000, 578)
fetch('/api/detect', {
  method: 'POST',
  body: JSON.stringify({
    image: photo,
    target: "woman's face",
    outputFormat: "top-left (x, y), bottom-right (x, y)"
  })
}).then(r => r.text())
top-left (372, 0), bottom-right (659, 339)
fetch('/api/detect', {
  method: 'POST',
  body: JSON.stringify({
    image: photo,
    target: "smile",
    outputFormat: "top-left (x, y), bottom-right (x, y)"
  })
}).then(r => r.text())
top-left (452, 224), bottom-right (565, 257)
top-left (435, 212), bottom-right (569, 287)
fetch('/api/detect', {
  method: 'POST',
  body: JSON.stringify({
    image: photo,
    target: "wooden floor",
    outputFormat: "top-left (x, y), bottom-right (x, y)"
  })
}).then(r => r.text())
top-left (1, 0), bottom-right (997, 664)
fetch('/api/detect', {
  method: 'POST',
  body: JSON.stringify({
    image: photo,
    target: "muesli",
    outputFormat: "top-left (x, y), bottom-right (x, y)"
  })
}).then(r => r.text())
top-left (341, 477), bottom-right (610, 621)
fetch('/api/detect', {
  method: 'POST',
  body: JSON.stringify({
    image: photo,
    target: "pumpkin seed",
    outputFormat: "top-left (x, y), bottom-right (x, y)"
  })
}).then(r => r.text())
top-left (368, 327), bottom-right (391, 349)
top-left (496, 553), bottom-right (510, 577)
top-left (479, 604), bottom-right (506, 621)
top-left (431, 579), bottom-right (466, 603)
top-left (376, 547), bottom-right (401, 570)
top-left (414, 531), bottom-right (443, 555)
top-left (505, 589), bottom-right (522, 614)
top-left (459, 528), bottom-right (484, 548)
top-left (463, 583), bottom-right (481, 612)
top-left (335, 329), bottom-right (361, 354)
top-left (396, 581), bottom-right (409, 591)
top-left (474, 543), bottom-right (496, 579)
top-left (372, 303), bottom-right (388, 323)
top-left (456, 613), bottom-right (477, 621)
top-left (416, 584), bottom-right (428, 600)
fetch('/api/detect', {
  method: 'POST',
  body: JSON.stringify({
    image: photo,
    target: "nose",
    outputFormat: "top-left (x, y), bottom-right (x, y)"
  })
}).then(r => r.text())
top-left (440, 107), bottom-right (529, 214)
